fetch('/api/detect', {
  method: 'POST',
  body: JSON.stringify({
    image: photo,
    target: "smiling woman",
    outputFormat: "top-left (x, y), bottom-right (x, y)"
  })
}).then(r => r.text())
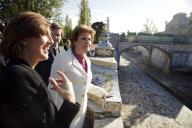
top-left (22, 35), bottom-right (53, 68)
top-left (0, 11), bottom-right (80, 128)
top-left (0, 12), bottom-right (53, 67)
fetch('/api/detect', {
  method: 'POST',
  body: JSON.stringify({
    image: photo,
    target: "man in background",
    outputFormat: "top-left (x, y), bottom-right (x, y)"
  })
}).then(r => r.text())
top-left (51, 23), bottom-right (65, 55)
top-left (64, 39), bottom-right (71, 51)
top-left (35, 23), bottom-right (64, 85)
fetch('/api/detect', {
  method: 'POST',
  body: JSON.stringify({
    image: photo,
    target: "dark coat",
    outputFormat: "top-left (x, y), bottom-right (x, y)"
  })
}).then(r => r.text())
top-left (0, 58), bottom-right (80, 128)
top-left (35, 50), bottom-right (54, 86)
top-left (64, 45), bottom-right (68, 51)
top-left (35, 46), bottom-right (64, 86)
top-left (0, 55), bottom-right (6, 68)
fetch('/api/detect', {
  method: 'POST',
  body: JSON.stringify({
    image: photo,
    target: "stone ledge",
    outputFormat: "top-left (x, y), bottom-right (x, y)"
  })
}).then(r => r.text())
top-left (88, 60), bottom-right (122, 115)
top-left (90, 57), bottom-right (118, 70)
top-left (94, 117), bottom-right (124, 128)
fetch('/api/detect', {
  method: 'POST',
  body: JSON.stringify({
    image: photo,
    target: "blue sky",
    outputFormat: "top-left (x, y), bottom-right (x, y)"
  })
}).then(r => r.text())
top-left (62, 0), bottom-right (192, 33)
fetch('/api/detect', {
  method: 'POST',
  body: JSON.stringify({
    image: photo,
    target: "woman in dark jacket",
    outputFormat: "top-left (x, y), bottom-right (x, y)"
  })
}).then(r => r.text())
top-left (0, 11), bottom-right (79, 128)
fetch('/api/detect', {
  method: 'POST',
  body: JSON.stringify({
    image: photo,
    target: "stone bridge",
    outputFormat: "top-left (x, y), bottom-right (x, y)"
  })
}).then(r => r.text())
top-left (110, 35), bottom-right (192, 73)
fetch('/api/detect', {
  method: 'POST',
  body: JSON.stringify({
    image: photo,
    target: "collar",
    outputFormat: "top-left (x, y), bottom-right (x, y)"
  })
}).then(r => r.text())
top-left (7, 58), bottom-right (31, 67)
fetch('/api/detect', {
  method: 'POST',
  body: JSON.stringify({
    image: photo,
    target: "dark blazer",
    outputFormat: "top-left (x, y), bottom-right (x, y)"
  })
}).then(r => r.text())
top-left (35, 49), bottom-right (54, 86)
top-left (0, 55), bottom-right (6, 68)
top-left (35, 46), bottom-right (64, 86)
top-left (0, 58), bottom-right (79, 128)
top-left (64, 45), bottom-right (68, 51)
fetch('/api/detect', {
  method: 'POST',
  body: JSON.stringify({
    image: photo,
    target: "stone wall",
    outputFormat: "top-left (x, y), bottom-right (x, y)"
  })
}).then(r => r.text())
top-left (88, 57), bottom-right (122, 115)
top-left (132, 46), bottom-right (170, 73)
top-left (151, 48), bottom-right (170, 73)
top-left (132, 46), bottom-right (192, 73)
top-left (133, 36), bottom-right (173, 43)
top-left (127, 35), bottom-right (192, 44)
top-left (109, 33), bottom-right (120, 48)
top-left (171, 52), bottom-right (192, 72)
top-left (132, 46), bottom-right (150, 61)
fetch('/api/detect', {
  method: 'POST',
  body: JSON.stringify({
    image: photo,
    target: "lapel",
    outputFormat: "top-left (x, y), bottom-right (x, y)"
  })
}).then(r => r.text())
top-left (69, 49), bottom-right (88, 76)
top-left (8, 59), bottom-right (57, 114)
top-left (18, 63), bottom-right (55, 105)
top-left (22, 64), bottom-right (53, 98)
top-left (49, 47), bottom-right (55, 57)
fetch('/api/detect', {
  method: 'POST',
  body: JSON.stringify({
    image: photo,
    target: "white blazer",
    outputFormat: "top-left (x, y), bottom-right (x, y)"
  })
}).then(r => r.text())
top-left (48, 48), bottom-right (105, 128)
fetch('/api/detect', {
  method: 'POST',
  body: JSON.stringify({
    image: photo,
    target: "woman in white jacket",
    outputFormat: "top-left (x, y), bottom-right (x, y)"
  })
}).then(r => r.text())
top-left (48, 25), bottom-right (105, 128)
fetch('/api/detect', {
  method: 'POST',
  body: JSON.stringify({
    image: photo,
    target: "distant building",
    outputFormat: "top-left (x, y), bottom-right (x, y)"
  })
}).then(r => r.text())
top-left (164, 12), bottom-right (190, 35)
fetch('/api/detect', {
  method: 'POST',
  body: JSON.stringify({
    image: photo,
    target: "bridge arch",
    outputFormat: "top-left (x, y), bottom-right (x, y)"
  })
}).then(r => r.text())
top-left (117, 43), bottom-right (171, 71)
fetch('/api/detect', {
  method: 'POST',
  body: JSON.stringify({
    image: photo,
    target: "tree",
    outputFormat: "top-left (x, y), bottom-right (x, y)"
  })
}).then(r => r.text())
top-left (189, 12), bottom-right (192, 24)
top-left (142, 18), bottom-right (158, 34)
top-left (78, 0), bottom-right (91, 26)
top-left (186, 12), bottom-right (192, 35)
top-left (120, 32), bottom-right (126, 42)
top-left (91, 22), bottom-right (106, 44)
top-left (51, 8), bottom-right (64, 28)
top-left (0, 0), bottom-right (66, 31)
top-left (127, 30), bottom-right (136, 36)
top-left (62, 15), bottom-right (72, 45)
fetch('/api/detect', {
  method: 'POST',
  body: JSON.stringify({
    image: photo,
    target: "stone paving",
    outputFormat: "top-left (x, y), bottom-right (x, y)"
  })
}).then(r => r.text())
top-left (119, 52), bottom-right (192, 128)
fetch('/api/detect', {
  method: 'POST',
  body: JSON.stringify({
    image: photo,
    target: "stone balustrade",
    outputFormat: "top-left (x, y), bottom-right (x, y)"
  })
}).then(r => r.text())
top-left (88, 56), bottom-right (122, 116)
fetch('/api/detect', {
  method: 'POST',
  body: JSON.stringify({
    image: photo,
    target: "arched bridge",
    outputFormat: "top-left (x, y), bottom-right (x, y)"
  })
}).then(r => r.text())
top-left (115, 41), bottom-right (192, 73)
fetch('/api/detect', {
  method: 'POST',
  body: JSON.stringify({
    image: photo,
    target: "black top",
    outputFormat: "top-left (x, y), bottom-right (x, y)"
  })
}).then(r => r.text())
top-left (0, 58), bottom-right (79, 128)
top-left (35, 50), bottom-right (54, 86)
top-left (64, 45), bottom-right (68, 51)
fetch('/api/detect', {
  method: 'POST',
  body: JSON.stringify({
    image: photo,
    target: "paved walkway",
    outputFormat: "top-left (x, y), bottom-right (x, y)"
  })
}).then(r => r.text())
top-left (119, 52), bottom-right (192, 128)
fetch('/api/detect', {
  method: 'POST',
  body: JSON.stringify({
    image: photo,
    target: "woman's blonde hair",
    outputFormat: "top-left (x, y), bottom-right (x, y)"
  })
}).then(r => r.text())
top-left (70, 24), bottom-right (96, 48)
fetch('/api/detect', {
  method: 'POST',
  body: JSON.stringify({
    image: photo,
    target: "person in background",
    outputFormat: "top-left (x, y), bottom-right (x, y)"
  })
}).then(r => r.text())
top-left (64, 39), bottom-right (71, 51)
top-left (0, 11), bottom-right (79, 128)
top-left (48, 25), bottom-right (106, 128)
top-left (35, 23), bottom-right (64, 86)
top-left (50, 23), bottom-right (65, 55)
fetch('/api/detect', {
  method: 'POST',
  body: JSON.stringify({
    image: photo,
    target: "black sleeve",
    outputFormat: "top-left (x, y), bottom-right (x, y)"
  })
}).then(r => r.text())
top-left (0, 66), bottom-right (80, 128)
top-left (54, 100), bottom-right (80, 128)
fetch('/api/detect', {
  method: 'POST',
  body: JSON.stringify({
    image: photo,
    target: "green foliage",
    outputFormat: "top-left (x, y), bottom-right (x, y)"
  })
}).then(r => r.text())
top-left (127, 30), bottom-right (136, 36)
top-left (62, 15), bottom-right (73, 45)
top-left (0, 0), bottom-right (65, 31)
top-left (120, 32), bottom-right (127, 42)
top-left (137, 32), bottom-right (152, 36)
top-left (78, 0), bottom-right (91, 26)
top-left (91, 22), bottom-right (106, 44)
top-left (153, 32), bottom-right (174, 37)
